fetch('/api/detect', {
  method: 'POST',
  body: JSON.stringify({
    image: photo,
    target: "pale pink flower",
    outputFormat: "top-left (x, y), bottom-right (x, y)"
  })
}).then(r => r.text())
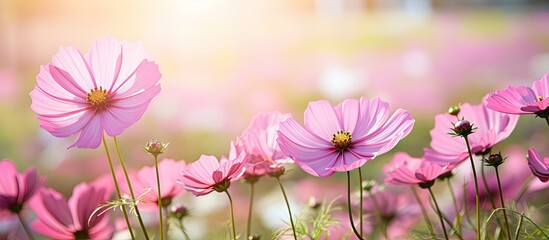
top-left (485, 72), bottom-right (549, 118)
top-left (277, 97), bottom-right (414, 177)
top-left (119, 159), bottom-right (186, 209)
top-left (527, 148), bottom-right (549, 182)
top-left (232, 111), bottom-right (292, 179)
top-left (30, 37), bottom-right (161, 149)
top-left (30, 182), bottom-right (113, 239)
top-left (385, 152), bottom-right (449, 185)
top-left (424, 100), bottom-right (518, 165)
top-left (177, 153), bottom-right (246, 196)
top-left (0, 160), bottom-right (44, 214)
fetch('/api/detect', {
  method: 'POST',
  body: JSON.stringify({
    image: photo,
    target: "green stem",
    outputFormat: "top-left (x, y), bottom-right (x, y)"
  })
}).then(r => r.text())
top-left (486, 208), bottom-right (549, 239)
top-left (17, 212), bottom-right (35, 240)
top-left (545, 117), bottom-right (549, 126)
top-left (178, 218), bottom-right (190, 240)
top-left (494, 166), bottom-right (511, 240)
top-left (514, 214), bottom-right (524, 240)
top-left (153, 155), bottom-right (164, 240)
top-left (358, 167), bottom-right (364, 237)
top-left (411, 186), bottom-right (435, 238)
top-left (247, 182), bottom-right (255, 238)
top-left (276, 177), bottom-right (297, 240)
top-left (102, 136), bottom-right (135, 240)
top-left (113, 136), bottom-right (149, 240)
top-left (346, 172), bottom-right (364, 240)
top-left (515, 175), bottom-right (534, 203)
top-left (464, 135), bottom-right (481, 240)
top-left (225, 190), bottom-right (237, 240)
top-left (446, 179), bottom-right (462, 236)
top-left (428, 187), bottom-right (449, 240)
top-left (481, 157), bottom-right (496, 209)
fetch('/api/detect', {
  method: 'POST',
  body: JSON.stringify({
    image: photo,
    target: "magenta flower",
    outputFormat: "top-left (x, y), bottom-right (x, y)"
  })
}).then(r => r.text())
top-left (120, 159), bottom-right (186, 209)
top-left (30, 182), bottom-right (113, 240)
top-left (0, 160), bottom-right (44, 214)
top-left (177, 153), bottom-right (246, 196)
top-left (232, 111), bottom-right (292, 179)
top-left (277, 97), bottom-right (414, 177)
top-left (385, 152), bottom-right (449, 186)
top-left (528, 148), bottom-right (549, 182)
top-left (30, 37), bottom-right (161, 149)
top-left (485, 72), bottom-right (549, 119)
top-left (424, 100), bottom-right (518, 165)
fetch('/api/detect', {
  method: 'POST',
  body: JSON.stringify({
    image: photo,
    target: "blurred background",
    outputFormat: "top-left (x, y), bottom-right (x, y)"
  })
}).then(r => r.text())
top-left (1, 0), bottom-right (549, 238)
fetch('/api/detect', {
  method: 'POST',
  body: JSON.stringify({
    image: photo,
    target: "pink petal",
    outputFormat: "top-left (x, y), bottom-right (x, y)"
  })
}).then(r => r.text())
top-left (34, 65), bottom-right (87, 102)
top-left (304, 100), bottom-right (342, 140)
top-left (87, 37), bottom-right (122, 89)
top-left (112, 60), bottom-right (161, 99)
top-left (0, 160), bottom-right (17, 196)
top-left (109, 40), bottom-right (149, 93)
top-left (532, 72), bottom-right (549, 99)
top-left (37, 109), bottom-right (94, 138)
top-left (30, 188), bottom-right (74, 237)
top-left (335, 99), bottom-right (360, 136)
top-left (51, 46), bottom-right (95, 91)
top-left (68, 115), bottom-right (103, 149)
top-left (32, 220), bottom-right (73, 239)
top-left (485, 85), bottom-right (538, 114)
top-left (353, 97), bottom-right (390, 138)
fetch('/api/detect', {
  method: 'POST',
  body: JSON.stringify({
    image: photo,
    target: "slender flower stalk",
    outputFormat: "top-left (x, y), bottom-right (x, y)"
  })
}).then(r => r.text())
top-left (445, 179), bottom-right (462, 235)
top-left (464, 136), bottom-right (481, 240)
top-left (276, 177), bottom-right (297, 240)
top-left (153, 155), bottom-right (164, 240)
top-left (480, 159), bottom-right (496, 209)
top-left (246, 182), bottom-right (255, 238)
top-left (113, 137), bottom-right (149, 240)
top-left (494, 166), bottom-right (511, 240)
top-left (346, 172), bottom-right (363, 240)
top-left (102, 136), bottom-right (135, 240)
top-left (17, 212), bottom-right (35, 240)
top-left (225, 191), bottom-right (237, 240)
top-left (358, 168), bottom-right (363, 237)
top-left (411, 187), bottom-right (435, 238)
top-left (427, 187), bottom-right (449, 240)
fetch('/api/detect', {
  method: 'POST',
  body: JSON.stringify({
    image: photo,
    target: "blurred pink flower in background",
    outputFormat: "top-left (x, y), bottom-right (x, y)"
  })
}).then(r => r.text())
top-left (362, 188), bottom-right (420, 239)
top-left (232, 111), bottom-right (292, 180)
top-left (527, 148), bottom-right (549, 182)
top-left (29, 37), bottom-right (161, 149)
top-left (120, 159), bottom-right (186, 209)
top-left (0, 160), bottom-right (44, 214)
top-left (177, 153), bottom-right (246, 196)
top-left (385, 152), bottom-right (449, 185)
top-left (277, 97), bottom-right (414, 177)
top-left (425, 99), bottom-right (519, 165)
top-left (30, 182), bottom-right (113, 239)
top-left (486, 72), bottom-right (549, 117)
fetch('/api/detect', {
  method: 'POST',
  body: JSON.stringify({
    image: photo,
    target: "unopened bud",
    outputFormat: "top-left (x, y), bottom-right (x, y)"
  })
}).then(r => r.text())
top-left (143, 139), bottom-right (169, 157)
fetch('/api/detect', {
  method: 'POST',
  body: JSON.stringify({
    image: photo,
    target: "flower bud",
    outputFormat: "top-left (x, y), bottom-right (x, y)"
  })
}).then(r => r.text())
top-left (143, 139), bottom-right (169, 157)
top-left (213, 178), bottom-right (231, 192)
top-left (448, 105), bottom-right (460, 116)
top-left (170, 204), bottom-right (190, 220)
top-left (268, 165), bottom-right (285, 178)
top-left (418, 179), bottom-right (435, 189)
top-left (484, 152), bottom-right (505, 167)
top-left (451, 119), bottom-right (475, 137)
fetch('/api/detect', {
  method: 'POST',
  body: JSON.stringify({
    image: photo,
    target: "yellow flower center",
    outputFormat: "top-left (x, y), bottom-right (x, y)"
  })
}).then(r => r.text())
top-left (86, 87), bottom-right (109, 109)
top-left (538, 96), bottom-right (544, 101)
top-left (331, 130), bottom-right (352, 151)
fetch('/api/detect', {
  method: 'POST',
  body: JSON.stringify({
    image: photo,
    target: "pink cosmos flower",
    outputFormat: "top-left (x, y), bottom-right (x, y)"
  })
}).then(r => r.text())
top-left (120, 159), bottom-right (186, 209)
top-left (527, 148), bottom-right (549, 182)
top-left (385, 152), bottom-right (449, 186)
top-left (30, 182), bottom-right (113, 240)
top-left (177, 153), bottom-right (246, 196)
top-left (232, 111), bottom-right (292, 179)
top-left (277, 97), bottom-right (414, 177)
top-left (30, 37), bottom-right (161, 149)
top-left (485, 72), bottom-right (549, 118)
top-left (424, 100), bottom-right (518, 165)
top-left (0, 160), bottom-right (44, 214)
